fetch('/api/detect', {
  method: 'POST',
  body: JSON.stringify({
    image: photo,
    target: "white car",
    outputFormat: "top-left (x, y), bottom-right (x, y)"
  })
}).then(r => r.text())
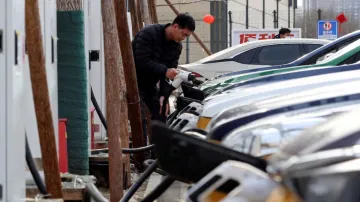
top-left (178, 38), bottom-right (329, 79)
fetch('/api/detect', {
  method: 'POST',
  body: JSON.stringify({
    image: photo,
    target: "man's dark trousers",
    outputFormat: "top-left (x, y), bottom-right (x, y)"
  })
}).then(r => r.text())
top-left (139, 89), bottom-right (166, 144)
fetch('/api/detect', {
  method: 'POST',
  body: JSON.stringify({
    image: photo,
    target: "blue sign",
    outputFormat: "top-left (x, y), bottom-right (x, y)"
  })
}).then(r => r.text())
top-left (318, 20), bottom-right (338, 40)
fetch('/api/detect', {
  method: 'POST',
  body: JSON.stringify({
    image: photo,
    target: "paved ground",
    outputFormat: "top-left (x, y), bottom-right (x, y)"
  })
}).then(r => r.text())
top-left (145, 173), bottom-right (189, 202)
top-left (100, 172), bottom-right (188, 201)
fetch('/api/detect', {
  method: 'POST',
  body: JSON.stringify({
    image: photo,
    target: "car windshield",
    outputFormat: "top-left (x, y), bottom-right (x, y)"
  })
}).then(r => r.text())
top-left (317, 38), bottom-right (360, 64)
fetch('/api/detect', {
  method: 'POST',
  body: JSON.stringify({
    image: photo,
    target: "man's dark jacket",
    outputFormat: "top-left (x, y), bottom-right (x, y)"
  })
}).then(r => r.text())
top-left (132, 23), bottom-right (182, 96)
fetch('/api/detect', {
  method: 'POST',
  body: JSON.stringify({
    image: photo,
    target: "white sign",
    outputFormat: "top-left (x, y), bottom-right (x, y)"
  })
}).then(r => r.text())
top-left (231, 28), bottom-right (302, 46)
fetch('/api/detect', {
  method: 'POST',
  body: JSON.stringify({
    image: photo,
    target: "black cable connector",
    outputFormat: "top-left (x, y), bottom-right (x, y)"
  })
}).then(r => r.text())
top-left (120, 160), bottom-right (159, 202)
top-left (143, 159), bottom-right (167, 176)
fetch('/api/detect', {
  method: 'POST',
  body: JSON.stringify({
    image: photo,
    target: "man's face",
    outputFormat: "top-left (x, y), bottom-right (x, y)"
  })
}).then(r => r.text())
top-left (281, 32), bottom-right (291, 38)
top-left (172, 24), bottom-right (192, 42)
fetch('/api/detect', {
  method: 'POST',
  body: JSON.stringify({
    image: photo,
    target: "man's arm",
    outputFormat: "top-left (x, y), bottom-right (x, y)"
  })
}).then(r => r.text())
top-left (159, 44), bottom-right (183, 96)
top-left (133, 28), bottom-right (168, 77)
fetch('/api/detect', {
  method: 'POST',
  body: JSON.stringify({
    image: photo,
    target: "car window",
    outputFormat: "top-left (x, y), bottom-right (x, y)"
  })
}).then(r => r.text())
top-left (250, 44), bottom-right (301, 65)
top-left (316, 39), bottom-right (360, 63)
top-left (306, 44), bottom-right (322, 53)
top-left (232, 48), bottom-right (259, 64)
top-left (317, 38), bottom-right (360, 64)
top-left (339, 53), bottom-right (360, 65)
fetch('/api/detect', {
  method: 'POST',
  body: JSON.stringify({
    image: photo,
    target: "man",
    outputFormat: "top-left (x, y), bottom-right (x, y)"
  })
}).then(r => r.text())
top-left (273, 28), bottom-right (291, 39)
top-left (132, 13), bottom-right (196, 122)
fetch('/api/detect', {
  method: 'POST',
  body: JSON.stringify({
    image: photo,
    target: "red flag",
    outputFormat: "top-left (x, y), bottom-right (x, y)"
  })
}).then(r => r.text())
top-left (336, 13), bottom-right (347, 24)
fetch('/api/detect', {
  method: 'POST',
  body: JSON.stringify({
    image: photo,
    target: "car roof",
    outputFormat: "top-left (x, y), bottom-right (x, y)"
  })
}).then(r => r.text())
top-left (201, 69), bottom-right (360, 118)
top-left (201, 62), bottom-right (360, 95)
top-left (194, 38), bottom-right (329, 64)
top-left (214, 30), bottom-right (360, 79)
top-left (215, 62), bottom-right (360, 94)
top-left (208, 80), bottom-right (360, 140)
top-left (204, 67), bottom-right (360, 104)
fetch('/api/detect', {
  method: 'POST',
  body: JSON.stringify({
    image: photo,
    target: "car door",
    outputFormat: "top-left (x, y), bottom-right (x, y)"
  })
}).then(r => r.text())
top-left (248, 44), bottom-right (302, 68)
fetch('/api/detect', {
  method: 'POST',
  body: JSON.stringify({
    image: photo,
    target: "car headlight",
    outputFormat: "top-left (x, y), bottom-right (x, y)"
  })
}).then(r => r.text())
top-left (197, 116), bottom-right (212, 129)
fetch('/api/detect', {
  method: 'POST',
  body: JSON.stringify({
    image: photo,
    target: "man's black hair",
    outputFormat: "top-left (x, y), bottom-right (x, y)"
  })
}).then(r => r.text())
top-left (172, 13), bottom-right (196, 32)
top-left (279, 28), bottom-right (291, 35)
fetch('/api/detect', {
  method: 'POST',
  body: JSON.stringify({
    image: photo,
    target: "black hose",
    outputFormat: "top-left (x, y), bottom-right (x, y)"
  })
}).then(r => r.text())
top-left (140, 176), bottom-right (175, 202)
top-left (85, 183), bottom-right (109, 202)
top-left (120, 159), bottom-right (159, 202)
top-left (25, 133), bottom-right (48, 196)
top-left (91, 87), bottom-right (108, 130)
top-left (91, 144), bottom-right (155, 155)
top-left (91, 86), bottom-right (153, 153)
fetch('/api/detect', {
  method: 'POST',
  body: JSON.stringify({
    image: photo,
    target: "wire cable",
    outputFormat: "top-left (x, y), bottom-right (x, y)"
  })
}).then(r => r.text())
top-left (140, 176), bottom-right (176, 202)
top-left (85, 183), bottom-right (109, 202)
top-left (91, 144), bottom-right (155, 155)
top-left (25, 133), bottom-right (48, 196)
top-left (91, 86), bottom-right (108, 130)
top-left (120, 160), bottom-right (159, 202)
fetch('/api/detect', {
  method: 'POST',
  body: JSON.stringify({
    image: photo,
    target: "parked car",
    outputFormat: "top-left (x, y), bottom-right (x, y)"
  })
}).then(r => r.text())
top-left (221, 101), bottom-right (360, 157)
top-left (196, 37), bottom-right (360, 95)
top-left (210, 30), bottom-right (360, 80)
top-left (206, 81), bottom-right (360, 141)
top-left (195, 63), bottom-right (360, 129)
top-left (269, 106), bottom-right (360, 168)
top-left (172, 62), bottom-right (360, 130)
top-left (178, 38), bottom-right (329, 79)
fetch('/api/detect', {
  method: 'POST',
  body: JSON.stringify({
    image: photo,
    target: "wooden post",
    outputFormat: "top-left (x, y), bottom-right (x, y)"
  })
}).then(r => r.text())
top-left (114, 0), bottom-right (145, 171)
top-left (136, 0), bottom-right (144, 29)
top-left (25, 0), bottom-right (63, 198)
top-left (129, 0), bottom-right (140, 36)
top-left (141, 0), bottom-right (152, 25)
top-left (164, 0), bottom-right (212, 55)
top-left (148, 0), bottom-right (158, 23)
top-left (101, 0), bottom-right (126, 200)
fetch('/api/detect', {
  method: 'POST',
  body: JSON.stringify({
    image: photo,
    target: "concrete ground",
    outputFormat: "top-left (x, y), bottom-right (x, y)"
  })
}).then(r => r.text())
top-left (100, 172), bottom-right (188, 201)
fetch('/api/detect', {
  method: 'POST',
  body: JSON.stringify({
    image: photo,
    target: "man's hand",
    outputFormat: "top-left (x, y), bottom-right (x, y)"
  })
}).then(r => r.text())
top-left (159, 96), bottom-right (170, 116)
top-left (166, 68), bottom-right (178, 80)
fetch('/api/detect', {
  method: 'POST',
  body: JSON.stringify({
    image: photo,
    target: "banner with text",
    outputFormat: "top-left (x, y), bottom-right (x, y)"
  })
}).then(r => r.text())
top-left (231, 28), bottom-right (302, 46)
